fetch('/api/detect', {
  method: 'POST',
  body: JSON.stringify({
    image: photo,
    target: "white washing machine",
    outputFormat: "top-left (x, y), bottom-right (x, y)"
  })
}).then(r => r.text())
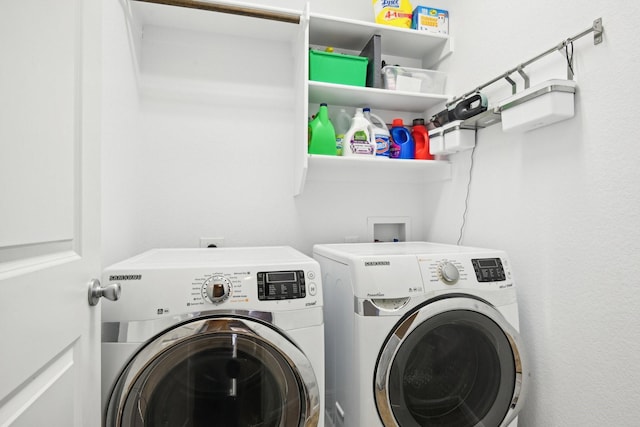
top-left (101, 246), bottom-right (324, 427)
top-left (313, 242), bottom-right (529, 427)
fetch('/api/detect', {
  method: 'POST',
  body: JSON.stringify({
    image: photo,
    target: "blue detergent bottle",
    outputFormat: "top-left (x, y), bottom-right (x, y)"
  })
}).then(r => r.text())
top-left (390, 118), bottom-right (415, 159)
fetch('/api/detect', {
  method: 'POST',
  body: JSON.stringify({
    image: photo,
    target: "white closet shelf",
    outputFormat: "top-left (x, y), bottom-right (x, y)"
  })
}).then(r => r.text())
top-left (309, 13), bottom-right (449, 59)
top-left (305, 155), bottom-right (451, 185)
top-left (308, 81), bottom-right (449, 112)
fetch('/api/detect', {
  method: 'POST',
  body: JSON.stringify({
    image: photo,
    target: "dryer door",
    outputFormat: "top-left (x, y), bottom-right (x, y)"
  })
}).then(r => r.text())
top-left (105, 315), bottom-right (320, 427)
top-left (374, 296), bottom-right (527, 427)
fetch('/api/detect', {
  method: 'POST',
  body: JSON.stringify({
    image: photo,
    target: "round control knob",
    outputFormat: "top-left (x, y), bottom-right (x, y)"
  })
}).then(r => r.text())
top-left (439, 262), bottom-right (460, 285)
top-left (203, 276), bottom-right (232, 304)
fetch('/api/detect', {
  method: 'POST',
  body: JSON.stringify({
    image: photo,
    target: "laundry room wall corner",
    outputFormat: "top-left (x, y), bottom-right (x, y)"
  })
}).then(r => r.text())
top-left (430, 1), bottom-right (640, 425)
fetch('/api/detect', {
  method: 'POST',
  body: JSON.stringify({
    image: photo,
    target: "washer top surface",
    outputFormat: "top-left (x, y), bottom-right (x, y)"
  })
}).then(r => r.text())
top-left (102, 246), bottom-right (323, 322)
top-left (106, 246), bottom-right (315, 270)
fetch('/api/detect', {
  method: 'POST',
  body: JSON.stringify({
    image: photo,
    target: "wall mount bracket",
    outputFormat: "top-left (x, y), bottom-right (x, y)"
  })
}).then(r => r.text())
top-left (593, 18), bottom-right (603, 45)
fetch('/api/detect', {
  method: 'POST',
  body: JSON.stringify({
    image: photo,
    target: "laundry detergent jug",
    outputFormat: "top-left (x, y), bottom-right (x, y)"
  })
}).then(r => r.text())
top-left (390, 118), bottom-right (415, 159)
top-left (412, 118), bottom-right (434, 160)
top-left (308, 103), bottom-right (337, 155)
top-left (363, 108), bottom-right (390, 157)
top-left (343, 108), bottom-right (375, 157)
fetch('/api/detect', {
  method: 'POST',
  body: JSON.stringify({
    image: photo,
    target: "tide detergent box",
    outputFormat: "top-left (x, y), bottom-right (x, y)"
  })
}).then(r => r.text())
top-left (411, 6), bottom-right (449, 34)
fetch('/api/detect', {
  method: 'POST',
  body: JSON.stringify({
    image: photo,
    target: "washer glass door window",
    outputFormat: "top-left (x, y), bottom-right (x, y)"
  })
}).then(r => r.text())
top-left (375, 298), bottom-right (523, 427)
top-left (107, 317), bottom-right (318, 427)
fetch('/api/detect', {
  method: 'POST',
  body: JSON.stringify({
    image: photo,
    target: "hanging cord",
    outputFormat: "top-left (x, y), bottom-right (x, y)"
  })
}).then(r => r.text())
top-left (456, 130), bottom-right (478, 246)
top-left (565, 41), bottom-right (575, 76)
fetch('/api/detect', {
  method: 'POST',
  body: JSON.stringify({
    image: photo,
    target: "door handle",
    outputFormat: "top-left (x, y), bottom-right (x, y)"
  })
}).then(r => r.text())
top-left (88, 278), bottom-right (121, 306)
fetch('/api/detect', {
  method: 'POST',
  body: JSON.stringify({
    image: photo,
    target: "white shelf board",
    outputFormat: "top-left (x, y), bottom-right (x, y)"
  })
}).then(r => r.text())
top-left (131, 1), bottom-right (300, 41)
top-left (305, 155), bottom-right (451, 185)
top-left (309, 13), bottom-right (449, 59)
top-left (308, 81), bottom-right (449, 112)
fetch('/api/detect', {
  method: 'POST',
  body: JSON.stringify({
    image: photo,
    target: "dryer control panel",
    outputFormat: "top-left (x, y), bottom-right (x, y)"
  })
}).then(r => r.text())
top-left (419, 253), bottom-right (512, 291)
top-left (471, 258), bottom-right (506, 282)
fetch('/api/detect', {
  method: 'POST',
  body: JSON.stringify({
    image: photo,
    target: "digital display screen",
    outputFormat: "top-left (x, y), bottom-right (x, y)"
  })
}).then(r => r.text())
top-left (257, 270), bottom-right (305, 300)
top-left (471, 258), bottom-right (506, 282)
top-left (266, 271), bottom-right (296, 283)
top-left (477, 259), bottom-right (499, 268)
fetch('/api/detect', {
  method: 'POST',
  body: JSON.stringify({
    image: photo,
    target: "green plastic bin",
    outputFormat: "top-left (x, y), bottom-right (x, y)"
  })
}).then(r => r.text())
top-left (309, 50), bottom-right (368, 87)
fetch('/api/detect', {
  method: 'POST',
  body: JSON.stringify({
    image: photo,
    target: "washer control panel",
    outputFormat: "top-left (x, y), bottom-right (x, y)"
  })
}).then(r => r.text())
top-left (201, 275), bottom-right (232, 304)
top-left (257, 270), bottom-right (306, 301)
top-left (191, 272), bottom-right (247, 307)
top-left (189, 268), bottom-right (319, 308)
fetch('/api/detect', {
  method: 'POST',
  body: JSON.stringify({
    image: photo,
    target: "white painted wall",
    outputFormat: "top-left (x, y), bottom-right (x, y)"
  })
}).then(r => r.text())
top-left (101, 0), bottom-right (432, 267)
top-left (429, 1), bottom-right (640, 425)
top-left (102, 0), bottom-right (143, 268)
top-left (103, 0), bottom-right (640, 425)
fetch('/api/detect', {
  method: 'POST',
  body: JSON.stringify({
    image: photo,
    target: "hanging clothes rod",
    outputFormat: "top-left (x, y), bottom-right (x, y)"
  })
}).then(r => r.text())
top-left (134, 0), bottom-right (301, 24)
top-left (447, 18), bottom-right (603, 107)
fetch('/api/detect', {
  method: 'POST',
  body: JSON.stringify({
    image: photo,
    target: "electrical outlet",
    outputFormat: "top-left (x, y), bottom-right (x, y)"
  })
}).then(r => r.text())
top-left (200, 237), bottom-right (225, 248)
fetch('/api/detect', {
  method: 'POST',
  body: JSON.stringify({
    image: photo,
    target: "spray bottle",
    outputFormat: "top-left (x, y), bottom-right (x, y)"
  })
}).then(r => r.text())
top-left (343, 108), bottom-right (375, 157)
top-left (363, 108), bottom-right (390, 157)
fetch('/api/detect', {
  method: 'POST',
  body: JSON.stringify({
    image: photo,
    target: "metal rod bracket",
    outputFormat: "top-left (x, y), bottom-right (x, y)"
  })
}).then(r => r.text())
top-left (504, 75), bottom-right (517, 95)
top-left (517, 66), bottom-right (530, 90)
top-left (593, 18), bottom-right (603, 45)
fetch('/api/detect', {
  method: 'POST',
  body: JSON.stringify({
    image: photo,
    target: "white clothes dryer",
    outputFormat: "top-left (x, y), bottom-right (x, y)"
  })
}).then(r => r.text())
top-left (313, 242), bottom-right (528, 427)
top-left (101, 247), bottom-right (324, 427)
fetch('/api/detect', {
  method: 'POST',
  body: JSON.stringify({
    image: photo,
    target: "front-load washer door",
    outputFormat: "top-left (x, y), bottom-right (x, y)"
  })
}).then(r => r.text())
top-left (105, 315), bottom-right (320, 427)
top-left (374, 296), bottom-right (527, 427)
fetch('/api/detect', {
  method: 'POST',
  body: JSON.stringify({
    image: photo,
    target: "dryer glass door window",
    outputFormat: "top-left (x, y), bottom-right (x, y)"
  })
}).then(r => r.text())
top-left (385, 310), bottom-right (516, 427)
top-left (113, 330), bottom-right (309, 427)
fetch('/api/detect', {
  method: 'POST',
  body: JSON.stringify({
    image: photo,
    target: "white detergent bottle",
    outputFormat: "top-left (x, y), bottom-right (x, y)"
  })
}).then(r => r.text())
top-left (343, 108), bottom-right (375, 157)
top-left (363, 107), bottom-right (390, 157)
top-left (332, 108), bottom-right (352, 156)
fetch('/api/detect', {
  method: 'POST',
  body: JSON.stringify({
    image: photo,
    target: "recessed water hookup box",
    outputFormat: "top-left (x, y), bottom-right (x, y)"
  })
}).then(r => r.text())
top-left (368, 216), bottom-right (411, 242)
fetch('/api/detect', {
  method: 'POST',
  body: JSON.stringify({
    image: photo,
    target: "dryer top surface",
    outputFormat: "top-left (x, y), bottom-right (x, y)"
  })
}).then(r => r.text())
top-left (313, 241), bottom-right (504, 262)
top-left (313, 241), bottom-right (514, 301)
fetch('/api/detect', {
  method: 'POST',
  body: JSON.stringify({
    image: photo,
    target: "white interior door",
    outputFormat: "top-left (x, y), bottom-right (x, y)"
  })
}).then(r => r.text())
top-left (0, 0), bottom-right (102, 426)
